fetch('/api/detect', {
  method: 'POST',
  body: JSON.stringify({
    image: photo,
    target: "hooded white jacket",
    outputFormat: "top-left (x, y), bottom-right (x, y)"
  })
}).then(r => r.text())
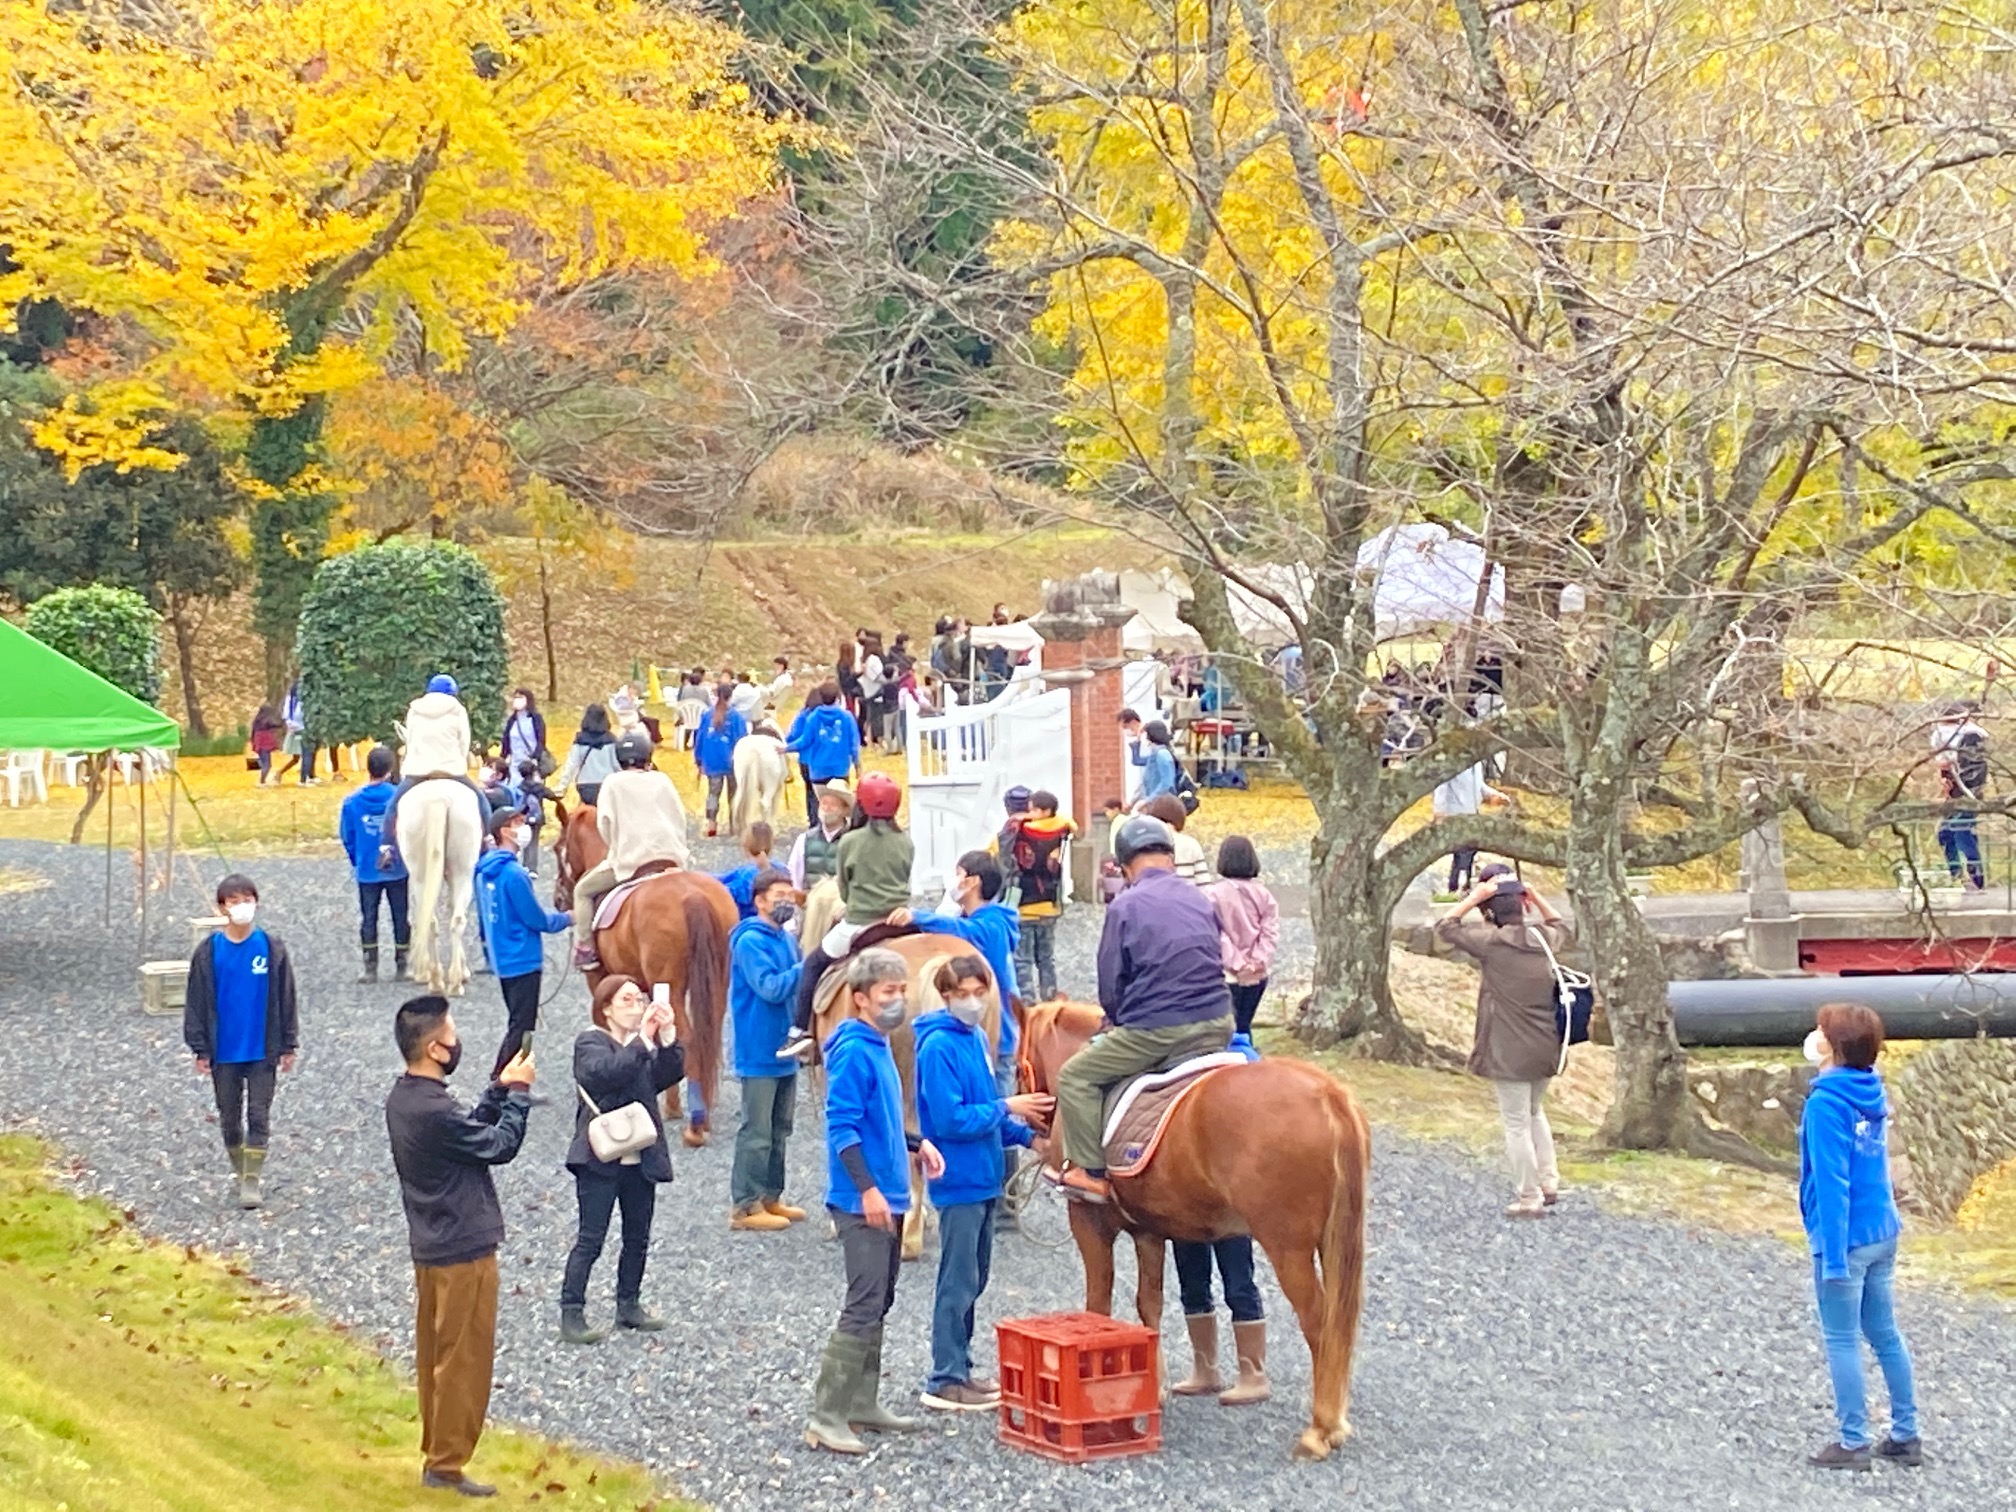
top-left (401, 692), bottom-right (473, 778)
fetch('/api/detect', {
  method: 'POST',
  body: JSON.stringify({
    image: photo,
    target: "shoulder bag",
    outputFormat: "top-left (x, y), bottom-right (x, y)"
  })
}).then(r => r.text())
top-left (576, 1084), bottom-right (658, 1165)
top-left (1532, 924), bottom-right (1595, 1075)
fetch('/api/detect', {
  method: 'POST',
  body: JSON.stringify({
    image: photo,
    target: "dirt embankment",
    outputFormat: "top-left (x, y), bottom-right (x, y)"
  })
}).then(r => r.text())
top-left (166, 527), bottom-right (1168, 730)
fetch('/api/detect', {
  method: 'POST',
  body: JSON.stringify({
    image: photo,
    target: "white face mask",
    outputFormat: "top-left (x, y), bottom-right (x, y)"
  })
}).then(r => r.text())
top-left (946, 994), bottom-right (987, 1027)
top-left (225, 901), bottom-right (257, 927)
top-left (512, 698), bottom-right (527, 712)
top-left (1802, 1029), bottom-right (1826, 1065)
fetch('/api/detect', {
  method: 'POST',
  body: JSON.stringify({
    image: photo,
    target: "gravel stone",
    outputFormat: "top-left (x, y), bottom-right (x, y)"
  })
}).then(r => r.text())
top-left (2, 834), bottom-right (2012, 1511)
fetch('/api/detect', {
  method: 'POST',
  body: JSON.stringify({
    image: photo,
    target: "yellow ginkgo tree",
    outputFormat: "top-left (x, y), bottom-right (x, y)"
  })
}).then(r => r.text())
top-left (0, 0), bottom-right (795, 676)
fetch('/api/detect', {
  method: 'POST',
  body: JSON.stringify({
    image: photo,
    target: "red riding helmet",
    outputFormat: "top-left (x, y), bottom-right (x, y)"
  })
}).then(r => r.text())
top-left (857, 772), bottom-right (902, 820)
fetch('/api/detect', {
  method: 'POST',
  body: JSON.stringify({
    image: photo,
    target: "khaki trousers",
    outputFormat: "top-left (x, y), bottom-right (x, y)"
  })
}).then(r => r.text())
top-left (1492, 1078), bottom-right (1560, 1201)
top-left (414, 1254), bottom-right (499, 1477)
top-left (573, 857), bottom-right (617, 945)
top-left (1056, 1016), bottom-right (1233, 1171)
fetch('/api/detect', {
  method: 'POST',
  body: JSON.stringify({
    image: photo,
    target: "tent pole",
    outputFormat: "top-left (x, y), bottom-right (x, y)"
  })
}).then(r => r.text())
top-left (166, 755), bottom-right (178, 942)
top-left (103, 751), bottom-right (113, 926)
top-left (139, 763), bottom-right (149, 959)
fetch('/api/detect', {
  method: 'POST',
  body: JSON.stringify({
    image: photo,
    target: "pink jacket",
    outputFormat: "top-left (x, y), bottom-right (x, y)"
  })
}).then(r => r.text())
top-left (1211, 878), bottom-right (1280, 984)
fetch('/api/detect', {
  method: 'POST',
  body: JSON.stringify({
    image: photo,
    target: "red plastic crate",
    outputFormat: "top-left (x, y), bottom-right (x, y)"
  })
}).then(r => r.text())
top-left (999, 1398), bottom-right (1162, 1463)
top-left (997, 1312), bottom-right (1160, 1423)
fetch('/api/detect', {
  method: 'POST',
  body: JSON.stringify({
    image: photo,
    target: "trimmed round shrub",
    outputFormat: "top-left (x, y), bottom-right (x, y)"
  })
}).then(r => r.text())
top-left (296, 542), bottom-right (507, 747)
top-left (25, 584), bottom-right (162, 703)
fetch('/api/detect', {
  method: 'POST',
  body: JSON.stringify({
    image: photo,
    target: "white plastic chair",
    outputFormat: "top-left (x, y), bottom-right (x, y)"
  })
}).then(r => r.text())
top-left (54, 751), bottom-right (91, 787)
top-left (1, 749), bottom-right (49, 807)
top-left (675, 699), bottom-right (705, 752)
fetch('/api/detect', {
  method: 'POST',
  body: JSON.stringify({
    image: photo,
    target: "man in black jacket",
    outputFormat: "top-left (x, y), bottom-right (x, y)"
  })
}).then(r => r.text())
top-left (385, 996), bottom-right (536, 1499)
top-left (183, 873), bottom-right (299, 1210)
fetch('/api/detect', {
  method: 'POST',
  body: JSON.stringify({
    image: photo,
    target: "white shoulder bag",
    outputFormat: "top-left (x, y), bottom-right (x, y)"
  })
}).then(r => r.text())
top-left (577, 1085), bottom-right (659, 1165)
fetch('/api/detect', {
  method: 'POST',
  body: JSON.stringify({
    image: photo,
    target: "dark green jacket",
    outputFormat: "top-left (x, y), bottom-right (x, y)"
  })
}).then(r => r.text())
top-left (838, 821), bottom-right (914, 924)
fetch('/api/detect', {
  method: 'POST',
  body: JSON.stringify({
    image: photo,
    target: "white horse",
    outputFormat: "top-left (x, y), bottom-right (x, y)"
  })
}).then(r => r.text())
top-left (398, 779), bottom-right (485, 995)
top-left (730, 726), bottom-right (788, 837)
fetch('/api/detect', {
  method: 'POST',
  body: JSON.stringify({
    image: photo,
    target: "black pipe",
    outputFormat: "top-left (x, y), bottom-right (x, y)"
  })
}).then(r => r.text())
top-left (1670, 973), bottom-right (2016, 1047)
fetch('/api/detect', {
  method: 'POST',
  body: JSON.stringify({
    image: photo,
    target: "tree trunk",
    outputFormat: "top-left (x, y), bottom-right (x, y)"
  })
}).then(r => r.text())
top-left (1296, 812), bottom-right (1434, 1064)
top-left (166, 596), bottom-right (210, 738)
top-left (68, 754), bottom-right (108, 845)
top-left (1565, 778), bottom-right (1690, 1148)
top-left (537, 537), bottom-right (559, 703)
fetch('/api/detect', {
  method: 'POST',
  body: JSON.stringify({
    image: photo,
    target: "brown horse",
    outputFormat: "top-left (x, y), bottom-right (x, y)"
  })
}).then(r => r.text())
top-left (808, 932), bottom-right (1006, 1261)
top-left (1019, 1003), bottom-right (1371, 1462)
top-left (554, 802), bottom-right (735, 1145)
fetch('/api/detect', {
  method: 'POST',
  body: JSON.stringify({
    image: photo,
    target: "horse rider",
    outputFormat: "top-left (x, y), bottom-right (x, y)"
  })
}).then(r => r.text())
top-left (1050, 814), bottom-right (1234, 1204)
top-left (378, 674), bottom-right (490, 868)
top-left (571, 731), bottom-right (691, 969)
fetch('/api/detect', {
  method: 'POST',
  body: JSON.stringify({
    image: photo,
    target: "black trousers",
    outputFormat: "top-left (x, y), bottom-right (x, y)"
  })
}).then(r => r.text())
top-left (792, 945), bottom-right (835, 1033)
top-left (358, 878), bottom-right (411, 948)
top-left (800, 762), bottom-right (819, 826)
top-left (494, 972), bottom-right (541, 1078)
top-left (1228, 979), bottom-right (1267, 1037)
top-left (1448, 846), bottom-right (1478, 894)
top-left (1173, 1235), bottom-right (1264, 1322)
top-left (211, 1060), bottom-right (277, 1150)
top-left (832, 1206), bottom-right (904, 1340)
top-left (561, 1166), bottom-right (658, 1305)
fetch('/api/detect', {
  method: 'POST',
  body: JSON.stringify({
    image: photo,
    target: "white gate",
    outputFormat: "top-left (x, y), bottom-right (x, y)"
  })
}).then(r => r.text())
top-left (1120, 658), bottom-right (1166, 804)
top-left (907, 678), bottom-right (1074, 897)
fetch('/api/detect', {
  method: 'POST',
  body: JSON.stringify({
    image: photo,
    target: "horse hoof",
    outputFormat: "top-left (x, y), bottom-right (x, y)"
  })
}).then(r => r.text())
top-left (1328, 1420), bottom-right (1352, 1448)
top-left (681, 1128), bottom-right (707, 1149)
top-left (1292, 1428), bottom-right (1334, 1462)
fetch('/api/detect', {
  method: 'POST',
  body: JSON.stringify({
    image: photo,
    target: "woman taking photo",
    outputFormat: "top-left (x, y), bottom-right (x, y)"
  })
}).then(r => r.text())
top-left (559, 974), bottom-right (685, 1344)
top-left (1799, 1002), bottom-right (1920, 1471)
top-left (1435, 868), bottom-right (1571, 1218)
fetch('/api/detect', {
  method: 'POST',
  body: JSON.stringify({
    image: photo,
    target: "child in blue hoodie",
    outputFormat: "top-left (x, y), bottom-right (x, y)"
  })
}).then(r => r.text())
top-left (692, 684), bottom-right (749, 838)
top-left (1798, 1002), bottom-right (1919, 1471)
top-left (337, 744), bottom-right (409, 983)
top-left (893, 851), bottom-right (1023, 1082)
top-left (784, 683), bottom-right (862, 827)
top-left (805, 948), bottom-right (943, 1456)
top-left (475, 807), bottom-right (572, 1080)
top-left (728, 867), bottom-right (805, 1233)
top-left (913, 954), bottom-right (1051, 1413)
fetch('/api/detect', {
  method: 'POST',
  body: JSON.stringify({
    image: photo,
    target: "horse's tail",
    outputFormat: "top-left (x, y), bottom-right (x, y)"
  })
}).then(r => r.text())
top-left (1314, 1079), bottom-right (1371, 1428)
top-left (681, 890), bottom-right (729, 1126)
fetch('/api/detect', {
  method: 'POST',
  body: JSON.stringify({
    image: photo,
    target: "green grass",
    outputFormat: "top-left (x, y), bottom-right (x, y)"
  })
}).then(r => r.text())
top-left (0, 1135), bottom-right (686, 1511)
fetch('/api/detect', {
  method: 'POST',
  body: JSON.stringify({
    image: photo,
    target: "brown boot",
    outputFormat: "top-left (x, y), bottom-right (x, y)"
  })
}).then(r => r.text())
top-left (730, 1204), bottom-right (792, 1233)
top-left (764, 1198), bottom-right (808, 1223)
top-left (1219, 1320), bottom-right (1270, 1406)
top-left (1172, 1315), bottom-right (1224, 1396)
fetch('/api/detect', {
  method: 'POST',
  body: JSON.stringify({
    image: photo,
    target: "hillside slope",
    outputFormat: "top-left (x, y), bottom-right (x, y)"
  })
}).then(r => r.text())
top-left (165, 527), bottom-right (1168, 730)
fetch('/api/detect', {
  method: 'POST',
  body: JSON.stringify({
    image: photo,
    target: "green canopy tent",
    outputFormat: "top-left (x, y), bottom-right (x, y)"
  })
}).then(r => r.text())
top-left (0, 617), bottom-right (184, 943)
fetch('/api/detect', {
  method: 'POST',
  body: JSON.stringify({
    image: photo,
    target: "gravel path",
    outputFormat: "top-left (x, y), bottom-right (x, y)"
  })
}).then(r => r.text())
top-left (3, 833), bottom-right (2013, 1512)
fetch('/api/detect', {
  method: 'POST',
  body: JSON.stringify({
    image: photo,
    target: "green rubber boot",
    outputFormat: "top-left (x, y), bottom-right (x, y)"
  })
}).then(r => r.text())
top-left (804, 1333), bottom-right (869, 1455)
top-left (849, 1326), bottom-right (924, 1434)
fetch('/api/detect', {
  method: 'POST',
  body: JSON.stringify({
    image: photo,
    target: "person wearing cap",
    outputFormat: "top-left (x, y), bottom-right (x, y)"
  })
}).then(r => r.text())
top-left (1051, 815), bottom-right (1234, 1204)
top-left (475, 804), bottom-right (573, 1079)
top-left (780, 773), bottom-right (914, 1062)
top-left (571, 730), bottom-right (691, 968)
top-left (789, 781), bottom-right (853, 891)
top-left (380, 674), bottom-right (489, 866)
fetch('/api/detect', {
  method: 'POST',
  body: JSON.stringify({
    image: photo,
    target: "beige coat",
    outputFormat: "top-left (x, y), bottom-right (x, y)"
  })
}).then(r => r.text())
top-left (1436, 915), bottom-right (1573, 1083)
top-left (594, 768), bottom-right (691, 882)
top-left (401, 692), bottom-right (472, 778)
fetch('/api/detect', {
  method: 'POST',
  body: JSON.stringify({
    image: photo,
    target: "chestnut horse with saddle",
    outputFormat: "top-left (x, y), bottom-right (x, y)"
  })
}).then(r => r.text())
top-left (1020, 1002), bottom-right (1371, 1462)
top-left (553, 801), bottom-right (735, 1145)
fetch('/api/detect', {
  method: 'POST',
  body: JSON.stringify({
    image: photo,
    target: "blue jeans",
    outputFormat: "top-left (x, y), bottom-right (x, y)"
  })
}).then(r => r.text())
top-left (1813, 1236), bottom-right (1918, 1449)
top-left (1938, 814), bottom-right (1984, 888)
top-left (1173, 1236), bottom-right (1264, 1323)
top-left (1015, 916), bottom-right (1058, 1000)
top-left (928, 1199), bottom-right (996, 1391)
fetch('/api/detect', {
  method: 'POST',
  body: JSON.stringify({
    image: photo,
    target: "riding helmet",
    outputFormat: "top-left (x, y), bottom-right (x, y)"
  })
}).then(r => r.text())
top-left (857, 772), bottom-right (902, 820)
top-left (1112, 813), bottom-right (1176, 867)
top-left (614, 731), bottom-right (655, 769)
top-left (426, 673), bottom-right (459, 696)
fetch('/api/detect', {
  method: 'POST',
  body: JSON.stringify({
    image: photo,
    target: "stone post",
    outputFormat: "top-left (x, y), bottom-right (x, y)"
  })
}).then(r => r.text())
top-left (1740, 788), bottom-right (1799, 971)
top-left (1031, 572), bottom-right (1137, 899)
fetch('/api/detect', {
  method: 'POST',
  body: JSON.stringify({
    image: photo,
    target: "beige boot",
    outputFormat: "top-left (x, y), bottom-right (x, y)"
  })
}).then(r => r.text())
top-left (237, 1147), bottom-right (266, 1210)
top-left (1171, 1314), bottom-right (1224, 1395)
top-left (1218, 1320), bottom-right (1270, 1406)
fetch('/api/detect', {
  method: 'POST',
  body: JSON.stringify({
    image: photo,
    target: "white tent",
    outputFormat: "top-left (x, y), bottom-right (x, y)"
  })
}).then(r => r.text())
top-left (1355, 523), bottom-right (1503, 636)
top-left (968, 621), bottom-right (1045, 654)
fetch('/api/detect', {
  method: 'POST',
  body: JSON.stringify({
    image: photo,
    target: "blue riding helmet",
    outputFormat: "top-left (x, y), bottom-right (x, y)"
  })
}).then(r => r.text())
top-left (426, 674), bottom-right (459, 696)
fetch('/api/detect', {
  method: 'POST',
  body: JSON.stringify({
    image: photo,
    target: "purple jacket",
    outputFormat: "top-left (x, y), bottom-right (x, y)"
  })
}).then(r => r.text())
top-left (1096, 866), bottom-right (1232, 1029)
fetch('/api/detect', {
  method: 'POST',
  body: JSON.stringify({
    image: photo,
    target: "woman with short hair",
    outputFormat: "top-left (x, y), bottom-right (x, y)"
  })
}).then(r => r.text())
top-left (553, 703), bottom-right (620, 808)
top-left (559, 974), bottom-right (685, 1344)
top-left (1799, 1001), bottom-right (1920, 1471)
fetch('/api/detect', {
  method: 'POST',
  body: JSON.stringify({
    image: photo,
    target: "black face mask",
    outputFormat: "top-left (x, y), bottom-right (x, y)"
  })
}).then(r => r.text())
top-left (437, 1040), bottom-right (463, 1077)
top-left (767, 901), bottom-right (798, 928)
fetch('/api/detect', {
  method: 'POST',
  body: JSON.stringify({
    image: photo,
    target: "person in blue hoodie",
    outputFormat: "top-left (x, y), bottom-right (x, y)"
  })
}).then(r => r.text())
top-left (1798, 1001), bottom-right (1920, 1472)
top-left (784, 682), bottom-right (862, 827)
top-left (805, 948), bottom-right (943, 1456)
top-left (475, 806), bottom-right (572, 1080)
top-left (714, 822), bottom-right (776, 922)
top-left (338, 744), bottom-right (409, 983)
top-left (913, 954), bottom-right (1052, 1413)
top-left (693, 682), bottom-right (749, 838)
top-left (728, 867), bottom-right (805, 1234)
top-left (890, 850), bottom-right (1022, 1084)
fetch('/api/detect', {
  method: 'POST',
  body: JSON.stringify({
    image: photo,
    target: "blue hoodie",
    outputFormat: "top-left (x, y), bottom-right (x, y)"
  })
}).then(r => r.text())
top-left (338, 781), bottom-right (407, 883)
top-left (693, 708), bottom-right (747, 778)
top-left (823, 1017), bottom-right (910, 1215)
top-left (786, 704), bottom-right (862, 783)
top-left (729, 916), bottom-right (803, 1079)
top-left (716, 862), bottom-right (760, 920)
top-left (914, 1010), bottom-right (1033, 1208)
top-left (912, 902), bottom-right (1023, 1061)
top-left (474, 847), bottom-right (571, 978)
top-left (1798, 1066), bottom-right (1902, 1281)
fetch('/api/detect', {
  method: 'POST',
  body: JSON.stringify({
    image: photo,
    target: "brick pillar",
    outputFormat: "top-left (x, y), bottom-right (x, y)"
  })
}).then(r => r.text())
top-left (1033, 577), bottom-right (1137, 898)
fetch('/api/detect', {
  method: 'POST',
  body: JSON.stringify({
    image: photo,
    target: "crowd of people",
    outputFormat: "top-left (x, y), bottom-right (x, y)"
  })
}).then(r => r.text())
top-left (174, 657), bottom-right (1924, 1493)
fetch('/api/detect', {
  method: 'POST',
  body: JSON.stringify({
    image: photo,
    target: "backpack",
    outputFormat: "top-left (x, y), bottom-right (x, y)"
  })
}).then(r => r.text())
top-left (1957, 731), bottom-right (1990, 798)
top-left (1172, 762), bottom-right (1201, 814)
top-left (1009, 820), bottom-right (1070, 909)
